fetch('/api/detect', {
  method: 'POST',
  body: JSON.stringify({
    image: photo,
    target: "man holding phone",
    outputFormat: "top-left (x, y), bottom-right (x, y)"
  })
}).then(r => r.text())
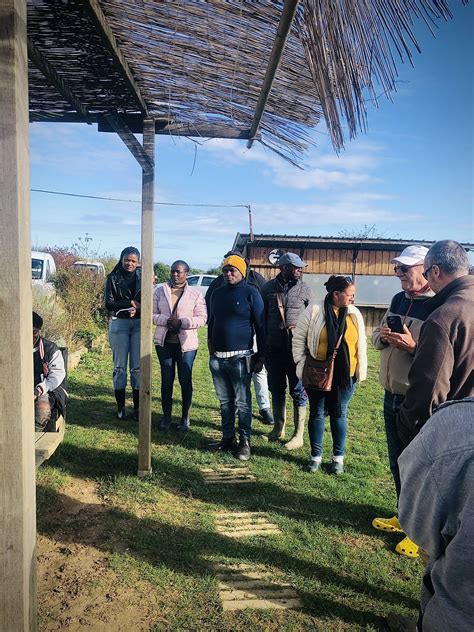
top-left (371, 245), bottom-right (434, 558)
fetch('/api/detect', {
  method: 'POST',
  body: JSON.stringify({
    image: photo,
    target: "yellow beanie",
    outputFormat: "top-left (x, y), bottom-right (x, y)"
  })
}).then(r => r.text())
top-left (223, 255), bottom-right (247, 278)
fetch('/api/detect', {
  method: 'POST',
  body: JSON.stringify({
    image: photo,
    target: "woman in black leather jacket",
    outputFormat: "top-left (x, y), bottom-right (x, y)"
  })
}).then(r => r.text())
top-left (105, 246), bottom-right (141, 420)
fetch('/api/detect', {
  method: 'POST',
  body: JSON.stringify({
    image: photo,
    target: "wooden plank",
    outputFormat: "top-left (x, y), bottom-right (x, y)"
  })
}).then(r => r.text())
top-left (0, 1), bottom-right (37, 628)
top-left (35, 417), bottom-right (65, 468)
top-left (102, 113), bottom-right (154, 173)
top-left (137, 119), bottom-right (155, 477)
top-left (340, 249), bottom-right (353, 274)
top-left (27, 39), bottom-right (90, 121)
top-left (82, 0), bottom-right (148, 115)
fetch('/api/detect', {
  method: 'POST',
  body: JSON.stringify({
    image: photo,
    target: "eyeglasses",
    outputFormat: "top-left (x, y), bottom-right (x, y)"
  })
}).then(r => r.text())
top-left (422, 263), bottom-right (440, 280)
top-left (344, 276), bottom-right (353, 283)
top-left (393, 264), bottom-right (423, 274)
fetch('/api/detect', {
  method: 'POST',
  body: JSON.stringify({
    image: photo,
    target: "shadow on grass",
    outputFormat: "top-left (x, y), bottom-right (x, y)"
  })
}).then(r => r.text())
top-left (37, 481), bottom-right (413, 629)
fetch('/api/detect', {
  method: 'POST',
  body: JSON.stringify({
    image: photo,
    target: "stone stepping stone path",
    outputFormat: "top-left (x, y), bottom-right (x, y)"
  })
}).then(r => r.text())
top-left (200, 466), bottom-right (256, 485)
top-left (214, 511), bottom-right (281, 538)
top-left (214, 563), bottom-right (302, 611)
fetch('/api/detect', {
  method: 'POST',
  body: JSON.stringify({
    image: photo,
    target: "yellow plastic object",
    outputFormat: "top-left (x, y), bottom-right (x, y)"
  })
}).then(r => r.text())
top-left (372, 515), bottom-right (403, 533)
top-left (395, 536), bottom-right (419, 559)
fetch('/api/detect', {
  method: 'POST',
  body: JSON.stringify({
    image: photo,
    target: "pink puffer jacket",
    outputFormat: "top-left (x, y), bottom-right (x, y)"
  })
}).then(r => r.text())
top-left (153, 283), bottom-right (207, 352)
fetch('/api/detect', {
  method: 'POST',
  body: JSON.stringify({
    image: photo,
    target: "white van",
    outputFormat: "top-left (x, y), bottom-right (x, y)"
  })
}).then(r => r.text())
top-left (72, 260), bottom-right (106, 276)
top-left (186, 274), bottom-right (217, 296)
top-left (31, 251), bottom-right (56, 287)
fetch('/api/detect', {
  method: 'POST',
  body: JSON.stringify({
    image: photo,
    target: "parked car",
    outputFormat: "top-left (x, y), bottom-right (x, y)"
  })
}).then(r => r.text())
top-left (186, 274), bottom-right (217, 296)
top-left (32, 251), bottom-right (56, 289)
top-left (72, 260), bottom-right (105, 276)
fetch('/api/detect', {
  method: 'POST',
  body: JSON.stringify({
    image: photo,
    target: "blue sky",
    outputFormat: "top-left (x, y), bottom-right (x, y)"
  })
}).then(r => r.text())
top-left (30, 3), bottom-right (473, 271)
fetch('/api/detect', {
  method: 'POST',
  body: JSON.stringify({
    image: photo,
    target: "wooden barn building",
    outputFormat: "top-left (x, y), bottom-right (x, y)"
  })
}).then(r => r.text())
top-left (232, 233), bottom-right (474, 334)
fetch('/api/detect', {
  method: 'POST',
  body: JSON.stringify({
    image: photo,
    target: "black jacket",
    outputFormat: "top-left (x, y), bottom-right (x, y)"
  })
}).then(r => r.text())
top-left (105, 268), bottom-right (142, 318)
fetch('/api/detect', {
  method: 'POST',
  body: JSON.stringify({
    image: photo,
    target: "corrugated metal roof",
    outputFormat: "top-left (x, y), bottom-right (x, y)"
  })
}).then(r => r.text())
top-left (233, 233), bottom-right (474, 251)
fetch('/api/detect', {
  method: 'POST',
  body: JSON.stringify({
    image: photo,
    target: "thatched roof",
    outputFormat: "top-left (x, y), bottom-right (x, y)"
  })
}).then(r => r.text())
top-left (27, 0), bottom-right (466, 163)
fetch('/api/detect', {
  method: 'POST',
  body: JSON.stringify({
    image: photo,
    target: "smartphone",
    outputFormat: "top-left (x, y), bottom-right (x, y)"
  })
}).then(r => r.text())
top-left (387, 315), bottom-right (404, 334)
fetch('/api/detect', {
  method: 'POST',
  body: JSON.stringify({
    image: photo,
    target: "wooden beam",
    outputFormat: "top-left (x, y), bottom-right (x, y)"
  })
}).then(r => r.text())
top-left (82, 0), bottom-right (148, 115)
top-left (247, 0), bottom-right (300, 148)
top-left (137, 119), bottom-right (155, 477)
top-left (27, 38), bottom-right (90, 121)
top-left (102, 113), bottom-right (154, 173)
top-left (0, 0), bottom-right (37, 629)
top-left (30, 113), bottom-right (258, 140)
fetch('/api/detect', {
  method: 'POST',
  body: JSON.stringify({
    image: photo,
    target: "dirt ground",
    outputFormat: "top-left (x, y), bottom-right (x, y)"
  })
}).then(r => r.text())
top-left (37, 479), bottom-right (167, 632)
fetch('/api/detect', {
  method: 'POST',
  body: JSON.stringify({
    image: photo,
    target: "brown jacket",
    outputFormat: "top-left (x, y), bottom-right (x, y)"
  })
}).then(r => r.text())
top-left (397, 276), bottom-right (474, 445)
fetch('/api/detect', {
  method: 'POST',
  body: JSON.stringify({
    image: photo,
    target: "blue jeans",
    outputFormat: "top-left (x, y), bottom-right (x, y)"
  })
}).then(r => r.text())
top-left (265, 349), bottom-right (308, 408)
top-left (383, 390), bottom-right (405, 499)
top-left (209, 355), bottom-right (252, 440)
top-left (252, 365), bottom-right (270, 410)
top-left (308, 378), bottom-right (357, 457)
top-left (109, 318), bottom-right (140, 389)
top-left (156, 343), bottom-right (197, 419)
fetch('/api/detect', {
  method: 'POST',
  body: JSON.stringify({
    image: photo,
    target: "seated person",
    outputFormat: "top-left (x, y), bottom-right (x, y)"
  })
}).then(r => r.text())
top-left (33, 311), bottom-right (67, 431)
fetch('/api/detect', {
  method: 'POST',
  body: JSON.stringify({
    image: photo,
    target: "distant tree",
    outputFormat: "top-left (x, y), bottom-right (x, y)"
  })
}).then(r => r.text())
top-left (154, 261), bottom-right (170, 283)
top-left (337, 224), bottom-right (399, 240)
top-left (206, 266), bottom-right (222, 276)
top-left (189, 267), bottom-right (204, 275)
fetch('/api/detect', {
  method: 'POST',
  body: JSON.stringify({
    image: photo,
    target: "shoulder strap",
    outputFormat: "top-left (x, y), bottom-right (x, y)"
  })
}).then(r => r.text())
top-left (39, 337), bottom-right (50, 376)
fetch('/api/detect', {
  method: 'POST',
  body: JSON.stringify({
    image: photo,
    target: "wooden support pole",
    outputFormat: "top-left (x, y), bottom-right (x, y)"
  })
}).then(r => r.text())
top-left (102, 113), bottom-right (154, 173)
top-left (0, 0), bottom-right (37, 630)
top-left (137, 119), bottom-right (155, 476)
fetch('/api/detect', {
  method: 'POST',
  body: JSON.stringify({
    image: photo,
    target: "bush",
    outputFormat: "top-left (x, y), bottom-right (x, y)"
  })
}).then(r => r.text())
top-left (53, 268), bottom-right (106, 342)
top-left (32, 287), bottom-right (71, 347)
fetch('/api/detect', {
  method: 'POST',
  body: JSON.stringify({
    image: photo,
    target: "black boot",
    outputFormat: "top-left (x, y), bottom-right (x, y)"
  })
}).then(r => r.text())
top-left (115, 388), bottom-right (126, 420)
top-left (132, 389), bottom-right (140, 421)
top-left (209, 436), bottom-right (237, 452)
top-left (235, 437), bottom-right (251, 461)
top-left (260, 408), bottom-right (274, 425)
top-left (178, 405), bottom-right (191, 432)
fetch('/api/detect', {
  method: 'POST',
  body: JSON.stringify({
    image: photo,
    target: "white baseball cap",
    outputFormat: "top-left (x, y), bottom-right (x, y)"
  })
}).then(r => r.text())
top-left (392, 245), bottom-right (429, 266)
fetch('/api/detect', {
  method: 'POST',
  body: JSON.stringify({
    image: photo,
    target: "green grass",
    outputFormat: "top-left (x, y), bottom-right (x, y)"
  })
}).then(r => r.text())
top-left (37, 329), bottom-right (422, 631)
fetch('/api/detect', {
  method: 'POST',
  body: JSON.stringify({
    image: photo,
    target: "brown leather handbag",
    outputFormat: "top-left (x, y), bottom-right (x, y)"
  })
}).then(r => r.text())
top-left (302, 334), bottom-right (343, 392)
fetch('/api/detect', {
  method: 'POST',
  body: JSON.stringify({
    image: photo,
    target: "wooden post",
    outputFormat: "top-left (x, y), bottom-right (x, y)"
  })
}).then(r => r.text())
top-left (0, 0), bottom-right (37, 630)
top-left (137, 119), bottom-right (155, 476)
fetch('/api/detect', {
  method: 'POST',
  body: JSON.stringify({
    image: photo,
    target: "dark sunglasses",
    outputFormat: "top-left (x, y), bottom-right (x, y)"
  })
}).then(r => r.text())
top-left (393, 263), bottom-right (423, 274)
top-left (343, 276), bottom-right (353, 283)
top-left (422, 263), bottom-right (440, 280)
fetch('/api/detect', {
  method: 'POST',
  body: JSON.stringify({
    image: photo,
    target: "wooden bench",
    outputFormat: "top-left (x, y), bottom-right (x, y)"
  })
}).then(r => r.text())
top-left (35, 416), bottom-right (65, 468)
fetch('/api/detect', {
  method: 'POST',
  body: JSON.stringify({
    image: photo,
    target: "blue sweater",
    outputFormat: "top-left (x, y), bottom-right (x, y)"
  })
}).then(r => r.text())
top-left (208, 280), bottom-right (266, 357)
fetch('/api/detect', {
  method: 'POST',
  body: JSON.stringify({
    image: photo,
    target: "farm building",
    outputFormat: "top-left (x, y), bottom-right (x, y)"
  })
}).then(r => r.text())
top-left (232, 233), bottom-right (474, 333)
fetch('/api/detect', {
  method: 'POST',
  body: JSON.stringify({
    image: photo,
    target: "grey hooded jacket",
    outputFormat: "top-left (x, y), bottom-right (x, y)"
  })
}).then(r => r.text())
top-left (398, 398), bottom-right (474, 632)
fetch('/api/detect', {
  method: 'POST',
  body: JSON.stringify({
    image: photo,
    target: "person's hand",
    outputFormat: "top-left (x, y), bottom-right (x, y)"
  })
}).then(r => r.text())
top-left (379, 326), bottom-right (391, 343)
top-left (252, 358), bottom-right (264, 374)
top-left (129, 306), bottom-right (137, 318)
top-left (34, 386), bottom-right (43, 400)
top-left (385, 325), bottom-right (416, 353)
top-left (167, 317), bottom-right (181, 331)
top-left (131, 300), bottom-right (141, 310)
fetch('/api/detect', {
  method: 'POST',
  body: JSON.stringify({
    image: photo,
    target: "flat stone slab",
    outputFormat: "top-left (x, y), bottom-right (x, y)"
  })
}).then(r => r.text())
top-left (214, 511), bottom-right (281, 538)
top-left (200, 466), bottom-right (256, 485)
top-left (214, 563), bottom-right (302, 611)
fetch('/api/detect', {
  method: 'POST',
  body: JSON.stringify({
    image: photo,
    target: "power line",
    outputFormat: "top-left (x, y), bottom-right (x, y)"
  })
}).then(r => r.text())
top-left (31, 188), bottom-right (249, 209)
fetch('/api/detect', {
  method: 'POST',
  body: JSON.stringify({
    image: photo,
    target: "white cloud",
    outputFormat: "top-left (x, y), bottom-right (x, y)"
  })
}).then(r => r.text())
top-left (200, 135), bottom-right (384, 192)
